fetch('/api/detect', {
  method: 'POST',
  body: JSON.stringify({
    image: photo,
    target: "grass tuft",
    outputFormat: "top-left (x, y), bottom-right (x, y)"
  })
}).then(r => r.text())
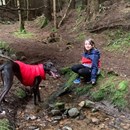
top-left (13, 31), bottom-right (33, 39)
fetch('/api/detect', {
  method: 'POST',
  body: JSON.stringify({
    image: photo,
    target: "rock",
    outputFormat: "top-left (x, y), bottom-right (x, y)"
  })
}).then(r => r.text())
top-left (91, 108), bottom-right (99, 112)
top-left (77, 113), bottom-right (86, 120)
top-left (91, 117), bottom-right (100, 125)
top-left (55, 102), bottom-right (65, 111)
top-left (62, 126), bottom-right (73, 130)
top-left (51, 109), bottom-right (61, 116)
top-left (10, 54), bottom-right (17, 60)
top-left (68, 108), bottom-right (79, 117)
top-left (28, 126), bottom-right (39, 130)
top-left (51, 120), bottom-right (59, 126)
top-left (85, 100), bottom-right (95, 108)
top-left (52, 116), bottom-right (62, 121)
top-left (24, 114), bottom-right (37, 120)
top-left (78, 101), bottom-right (85, 108)
top-left (99, 124), bottom-right (105, 129)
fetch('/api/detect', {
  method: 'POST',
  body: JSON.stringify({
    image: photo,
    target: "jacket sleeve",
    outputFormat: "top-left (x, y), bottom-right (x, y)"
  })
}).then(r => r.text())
top-left (90, 50), bottom-right (100, 82)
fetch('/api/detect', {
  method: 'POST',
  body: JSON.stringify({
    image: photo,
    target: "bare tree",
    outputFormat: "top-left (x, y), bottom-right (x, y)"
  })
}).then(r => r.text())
top-left (53, 0), bottom-right (57, 28)
top-left (26, 0), bottom-right (29, 21)
top-left (70, 0), bottom-right (75, 9)
top-left (58, 0), bottom-right (72, 28)
top-left (82, 0), bottom-right (87, 9)
top-left (17, 0), bottom-right (25, 32)
top-left (43, 0), bottom-right (52, 21)
top-left (86, 0), bottom-right (99, 21)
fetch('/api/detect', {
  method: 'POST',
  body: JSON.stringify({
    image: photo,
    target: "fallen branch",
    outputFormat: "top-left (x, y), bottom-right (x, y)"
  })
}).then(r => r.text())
top-left (58, 0), bottom-right (72, 28)
top-left (0, 54), bottom-right (14, 62)
top-left (88, 24), bottom-right (130, 33)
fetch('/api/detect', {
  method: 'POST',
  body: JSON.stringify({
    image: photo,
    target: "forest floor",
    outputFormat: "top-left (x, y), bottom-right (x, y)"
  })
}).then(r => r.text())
top-left (0, 1), bottom-right (130, 130)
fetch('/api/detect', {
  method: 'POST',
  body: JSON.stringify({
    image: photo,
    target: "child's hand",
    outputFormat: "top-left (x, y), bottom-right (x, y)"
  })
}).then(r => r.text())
top-left (91, 79), bottom-right (96, 85)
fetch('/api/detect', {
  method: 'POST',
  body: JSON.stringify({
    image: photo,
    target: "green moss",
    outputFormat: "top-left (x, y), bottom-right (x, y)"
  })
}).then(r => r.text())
top-left (64, 72), bottom-right (78, 89)
top-left (13, 31), bottom-right (33, 39)
top-left (62, 66), bottom-right (129, 109)
top-left (60, 67), bottom-right (71, 75)
top-left (55, 102), bottom-right (65, 110)
top-left (0, 119), bottom-right (11, 130)
top-left (117, 80), bottom-right (128, 91)
top-left (91, 90), bottom-right (105, 101)
top-left (76, 32), bottom-right (86, 41)
top-left (105, 29), bottom-right (130, 52)
top-left (75, 84), bottom-right (93, 95)
top-left (60, 67), bottom-right (78, 91)
top-left (91, 77), bottom-right (129, 109)
top-left (0, 41), bottom-right (14, 55)
top-left (15, 88), bottom-right (26, 99)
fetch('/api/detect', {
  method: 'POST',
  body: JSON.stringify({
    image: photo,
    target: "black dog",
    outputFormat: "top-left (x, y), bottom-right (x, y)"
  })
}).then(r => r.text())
top-left (0, 55), bottom-right (59, 113)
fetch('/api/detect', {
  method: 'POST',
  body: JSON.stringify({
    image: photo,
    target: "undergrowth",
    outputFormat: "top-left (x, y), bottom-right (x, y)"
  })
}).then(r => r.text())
top-left (91, 74), bottom-right (129, 109)
top-left (13, 31), bottom-right (33, 39)
top-left (0, 119), bottom-right (12, 130)
top-left (105, 29), bottom-right (130, 52)
top-left (0, 41), bottom-right (14, 55)
top-left (15, 88), bottom-right (26, 99)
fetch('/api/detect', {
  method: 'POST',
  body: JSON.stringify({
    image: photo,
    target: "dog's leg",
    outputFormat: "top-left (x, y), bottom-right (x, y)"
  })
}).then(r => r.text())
top-left (0, 63), bottom-right (14, 113)
top-left (32, 76), bottom-right (41, 105)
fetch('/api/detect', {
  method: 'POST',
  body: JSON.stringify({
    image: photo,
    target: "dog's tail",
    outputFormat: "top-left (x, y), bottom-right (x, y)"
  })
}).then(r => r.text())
top-left (0, 54), bottom-right (14, 62)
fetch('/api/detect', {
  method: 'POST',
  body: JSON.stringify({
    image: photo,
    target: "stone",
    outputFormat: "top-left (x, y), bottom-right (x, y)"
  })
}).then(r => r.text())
top-left (91, 117), bottom-right (100, 125)
top-left (51, 109), bottom-right (61, 116)
top-left (78, 101), bottom-right (85, 108)
top-left (52, 116), bottom-right (62, 121)
top-left (55, 102), bottom-right (65, 111)
top-left (68, 108), bottom-right (79, 117)
top-left (85, 100), bottom-right (95, 108)
top-left (62, 126), bottom-right (73, 130)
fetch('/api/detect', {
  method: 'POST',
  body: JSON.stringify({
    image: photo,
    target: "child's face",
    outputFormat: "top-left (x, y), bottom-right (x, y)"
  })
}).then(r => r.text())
top-left (84, 41), bottom-right (94, 51)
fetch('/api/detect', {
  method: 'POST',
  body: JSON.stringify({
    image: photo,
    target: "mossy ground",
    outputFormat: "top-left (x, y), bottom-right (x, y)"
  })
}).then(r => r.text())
top-left (61, 67), bottom-right (130, 109)
top-left (13, 31), bottom-right (33, 39)
top-left (0, 119), bottom-right (12, 130)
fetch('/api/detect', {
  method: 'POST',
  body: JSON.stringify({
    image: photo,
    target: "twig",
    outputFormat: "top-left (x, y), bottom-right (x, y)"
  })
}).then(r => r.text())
top-left (58, 0), bottom-right (72, 28)
top-left (0, 54), bottom-right (14, 62)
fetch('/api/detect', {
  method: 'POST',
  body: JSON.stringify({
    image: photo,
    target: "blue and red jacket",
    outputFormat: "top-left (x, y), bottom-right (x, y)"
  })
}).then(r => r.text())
top-left (81, 48), bottom-right (100, 82)
top-left (15, 61), bottom-right (46, 86)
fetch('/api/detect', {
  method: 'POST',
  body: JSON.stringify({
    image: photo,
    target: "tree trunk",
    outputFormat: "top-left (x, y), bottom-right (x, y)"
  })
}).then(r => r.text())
top-left (1, 0), bottom-right (3, 5)
top-left (82, 0), bottom-right (87, 9)
top-left (43, 0), bottom-right (52, 21)
top-left (70, 0), bottom-right (75, 9)
top-left (26, 0), bottom-right (29, 21)
top-left (86, 0), bottom-right (99, 21)
top-left (17, 0), bottom-right (25, 32)
top-left (53, 0), bottom-right (57, 28)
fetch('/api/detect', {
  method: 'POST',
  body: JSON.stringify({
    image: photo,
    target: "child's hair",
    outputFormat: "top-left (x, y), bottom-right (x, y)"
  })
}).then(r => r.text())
top-left (85, 38), bottom-right (95, 47)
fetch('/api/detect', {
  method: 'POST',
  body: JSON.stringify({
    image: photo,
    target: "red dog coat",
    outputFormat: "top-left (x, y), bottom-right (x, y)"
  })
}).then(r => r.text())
top-left (15, 61), bottom-right (46, 86)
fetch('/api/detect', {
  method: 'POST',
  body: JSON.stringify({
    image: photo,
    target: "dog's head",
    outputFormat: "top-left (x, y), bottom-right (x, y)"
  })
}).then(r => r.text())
top-left (44, 61), bottom-right (60, 79)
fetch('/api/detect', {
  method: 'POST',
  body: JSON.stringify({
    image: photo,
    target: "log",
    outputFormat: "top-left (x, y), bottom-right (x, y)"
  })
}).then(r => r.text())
top-left (88, 24), bottom-right (130, 33)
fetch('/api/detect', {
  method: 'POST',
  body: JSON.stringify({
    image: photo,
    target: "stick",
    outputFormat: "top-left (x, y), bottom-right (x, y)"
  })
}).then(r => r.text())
top-left (58, 0), bottom-right (72, 28)
top-left (0, 54), bottom-right (14, 62)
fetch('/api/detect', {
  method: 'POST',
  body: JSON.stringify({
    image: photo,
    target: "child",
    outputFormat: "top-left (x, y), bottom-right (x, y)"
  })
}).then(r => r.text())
top-left (71, 38), bottom-right (100, 85)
